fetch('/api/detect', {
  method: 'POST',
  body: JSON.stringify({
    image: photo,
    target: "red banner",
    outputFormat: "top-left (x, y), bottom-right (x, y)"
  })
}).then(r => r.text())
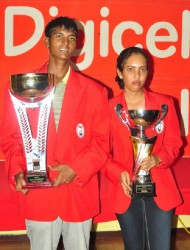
top-left (0, 0), bottom-right (189, 157)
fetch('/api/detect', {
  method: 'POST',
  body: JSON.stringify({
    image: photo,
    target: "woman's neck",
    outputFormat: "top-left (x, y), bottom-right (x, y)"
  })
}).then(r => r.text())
top-left (124, 90), bottom-right (145, 110)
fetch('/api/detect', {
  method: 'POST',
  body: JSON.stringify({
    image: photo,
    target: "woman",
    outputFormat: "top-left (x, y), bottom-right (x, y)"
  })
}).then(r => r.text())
top-left (102, 46), bottom-right (183, 250)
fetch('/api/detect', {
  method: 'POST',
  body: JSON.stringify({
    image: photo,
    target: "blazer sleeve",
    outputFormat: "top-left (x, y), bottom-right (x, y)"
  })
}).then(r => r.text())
top-left (101, 155), bottom-right (126, 184)
top-left (153, 96), bottom-right (183, 168)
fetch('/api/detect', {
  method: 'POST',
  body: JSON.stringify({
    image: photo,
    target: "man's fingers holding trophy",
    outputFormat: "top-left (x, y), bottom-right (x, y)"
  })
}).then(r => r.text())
top-left (15, 172), bottom-right (29, 194)
top-left (140, 154), bottom-right (161, 172)
top-left (120, 171), bottom-right (132, 197)
top-left (49, 164), bottom-right (77, 187)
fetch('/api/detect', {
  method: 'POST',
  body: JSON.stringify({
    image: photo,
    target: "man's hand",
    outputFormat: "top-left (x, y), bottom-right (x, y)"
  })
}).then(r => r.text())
top-left (49, 164), bottom-right (77, 187)
top-left (15, 172), bottom-right (29, 194)
top-left (120, 171), bottom-right (132, 197)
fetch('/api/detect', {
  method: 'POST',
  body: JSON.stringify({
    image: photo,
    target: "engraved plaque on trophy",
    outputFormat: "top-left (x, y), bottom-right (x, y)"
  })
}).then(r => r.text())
top-left (115, 104), bottom-right (168, 198)
top-left (9, 73), bottom-right (55, 189)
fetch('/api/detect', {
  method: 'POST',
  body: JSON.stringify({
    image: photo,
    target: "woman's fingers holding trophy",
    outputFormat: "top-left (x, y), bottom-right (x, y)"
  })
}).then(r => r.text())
top-left (140, 154), bottom-right (161, 171)
top-left (120, 171), bottom-right (132, 197)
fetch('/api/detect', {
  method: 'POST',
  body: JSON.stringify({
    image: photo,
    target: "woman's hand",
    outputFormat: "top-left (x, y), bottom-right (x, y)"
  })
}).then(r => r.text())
top-left (120, 171), bottom-right (132, 197)
top-left (140, 154), bottom-right (161, 172)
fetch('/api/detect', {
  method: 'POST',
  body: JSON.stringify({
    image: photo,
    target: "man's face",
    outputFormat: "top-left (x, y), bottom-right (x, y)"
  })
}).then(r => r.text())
top-left (45, 25), bottom-right (77, 61)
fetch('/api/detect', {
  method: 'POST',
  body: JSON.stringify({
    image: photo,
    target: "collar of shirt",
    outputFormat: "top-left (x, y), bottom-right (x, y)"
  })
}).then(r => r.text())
top-left (56, 66), bottom-right (70, 86)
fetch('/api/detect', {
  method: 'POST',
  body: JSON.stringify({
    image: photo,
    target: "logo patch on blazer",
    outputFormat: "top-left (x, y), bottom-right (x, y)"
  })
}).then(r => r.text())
top-left (76, 123), bottom-right (85, 138)
top-left (155, 121), bottom-right (164, 134)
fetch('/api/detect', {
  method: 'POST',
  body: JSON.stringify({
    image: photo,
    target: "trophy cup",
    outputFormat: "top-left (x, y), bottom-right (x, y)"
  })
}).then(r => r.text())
top-left (9, 73), bottom-right (55, 189)
top-left (115, 104), bottom-right (168, 198)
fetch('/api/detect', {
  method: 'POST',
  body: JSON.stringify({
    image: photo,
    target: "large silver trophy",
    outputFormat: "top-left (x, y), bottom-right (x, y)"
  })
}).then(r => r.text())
top-left (9, 73), bottom-right (55, 189)
top-left (115, 104), bottom-right (168, 198)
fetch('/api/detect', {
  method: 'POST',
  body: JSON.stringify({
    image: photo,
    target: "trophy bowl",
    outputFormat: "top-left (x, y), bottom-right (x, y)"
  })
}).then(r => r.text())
top-left (10, 73), bottom-right (54, 102)
top-left (128, 109), bottom-right (160, 128)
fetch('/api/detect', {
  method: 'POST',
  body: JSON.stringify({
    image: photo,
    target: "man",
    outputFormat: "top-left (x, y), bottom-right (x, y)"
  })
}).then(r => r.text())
top-left (0, 16), bottom-right (110, 250)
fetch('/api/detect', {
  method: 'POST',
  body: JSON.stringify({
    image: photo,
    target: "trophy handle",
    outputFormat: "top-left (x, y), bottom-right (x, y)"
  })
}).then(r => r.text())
top-left (154, 104), bottom-right (168, 127)
top-left (115, 104), bottom-right (132, 129)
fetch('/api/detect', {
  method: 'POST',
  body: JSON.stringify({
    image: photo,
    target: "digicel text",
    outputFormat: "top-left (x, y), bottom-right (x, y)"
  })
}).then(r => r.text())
top-left (4, 6), bottom-right (190, 70)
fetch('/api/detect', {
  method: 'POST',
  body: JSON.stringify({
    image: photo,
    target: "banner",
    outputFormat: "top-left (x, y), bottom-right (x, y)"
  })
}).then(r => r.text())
top-left (0, 0), bottom-right (190, 231)
top-left (0, 0), bottom-right (189, 158)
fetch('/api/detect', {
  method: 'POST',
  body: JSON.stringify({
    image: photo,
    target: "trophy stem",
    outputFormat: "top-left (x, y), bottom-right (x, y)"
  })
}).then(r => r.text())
top-left (138, 127), bottom-right (147, 139)
top-left (130, 135), bottom-right (157, 198)
top-left (131, 135), bottom-right (157, 174)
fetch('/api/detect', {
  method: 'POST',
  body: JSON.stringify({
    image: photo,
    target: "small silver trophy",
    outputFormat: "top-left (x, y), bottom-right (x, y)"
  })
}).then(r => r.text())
top-left (9, 73), bottom-right (54, 189)
top-left (115, 104), bottom-right (168, 198)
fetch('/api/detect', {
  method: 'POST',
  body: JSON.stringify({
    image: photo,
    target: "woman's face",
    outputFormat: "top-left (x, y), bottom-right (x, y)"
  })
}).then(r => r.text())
top-left (117, 53), bottom-right (148, 93)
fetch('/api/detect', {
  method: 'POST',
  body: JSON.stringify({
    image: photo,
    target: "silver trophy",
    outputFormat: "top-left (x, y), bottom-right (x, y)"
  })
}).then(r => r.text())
top-left (115, 104), bottom-right (168, 198)
top-left (9, 73), bottom-right (55, 189)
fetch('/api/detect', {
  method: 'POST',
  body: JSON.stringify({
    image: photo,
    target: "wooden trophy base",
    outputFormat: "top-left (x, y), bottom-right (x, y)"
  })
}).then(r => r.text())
top-left (132, 182), bottom-right (156, 198)
top-left (23, 171), bottom-right (53, 189)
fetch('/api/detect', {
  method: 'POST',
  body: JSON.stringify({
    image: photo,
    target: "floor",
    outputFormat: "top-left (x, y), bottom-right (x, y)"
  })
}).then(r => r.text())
top-left (0, 229), bottom-right (190, 250)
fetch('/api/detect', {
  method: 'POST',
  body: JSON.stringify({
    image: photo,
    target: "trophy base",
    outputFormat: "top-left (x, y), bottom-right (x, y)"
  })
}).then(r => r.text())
top-left (132, 182), bottom-right (156, 198)
top-left (24, 171), bottom-right (53, 189)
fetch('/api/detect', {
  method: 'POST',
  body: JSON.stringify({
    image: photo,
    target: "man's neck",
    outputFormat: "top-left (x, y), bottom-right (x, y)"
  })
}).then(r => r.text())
top-left (47, 59), bottom-right (70, 86)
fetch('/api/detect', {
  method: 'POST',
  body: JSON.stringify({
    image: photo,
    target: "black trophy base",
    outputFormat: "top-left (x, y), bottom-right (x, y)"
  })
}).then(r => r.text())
top-left (23, 171), bottom-right (52, 189)
top-left (132, 182), bottom-right (156, 198)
